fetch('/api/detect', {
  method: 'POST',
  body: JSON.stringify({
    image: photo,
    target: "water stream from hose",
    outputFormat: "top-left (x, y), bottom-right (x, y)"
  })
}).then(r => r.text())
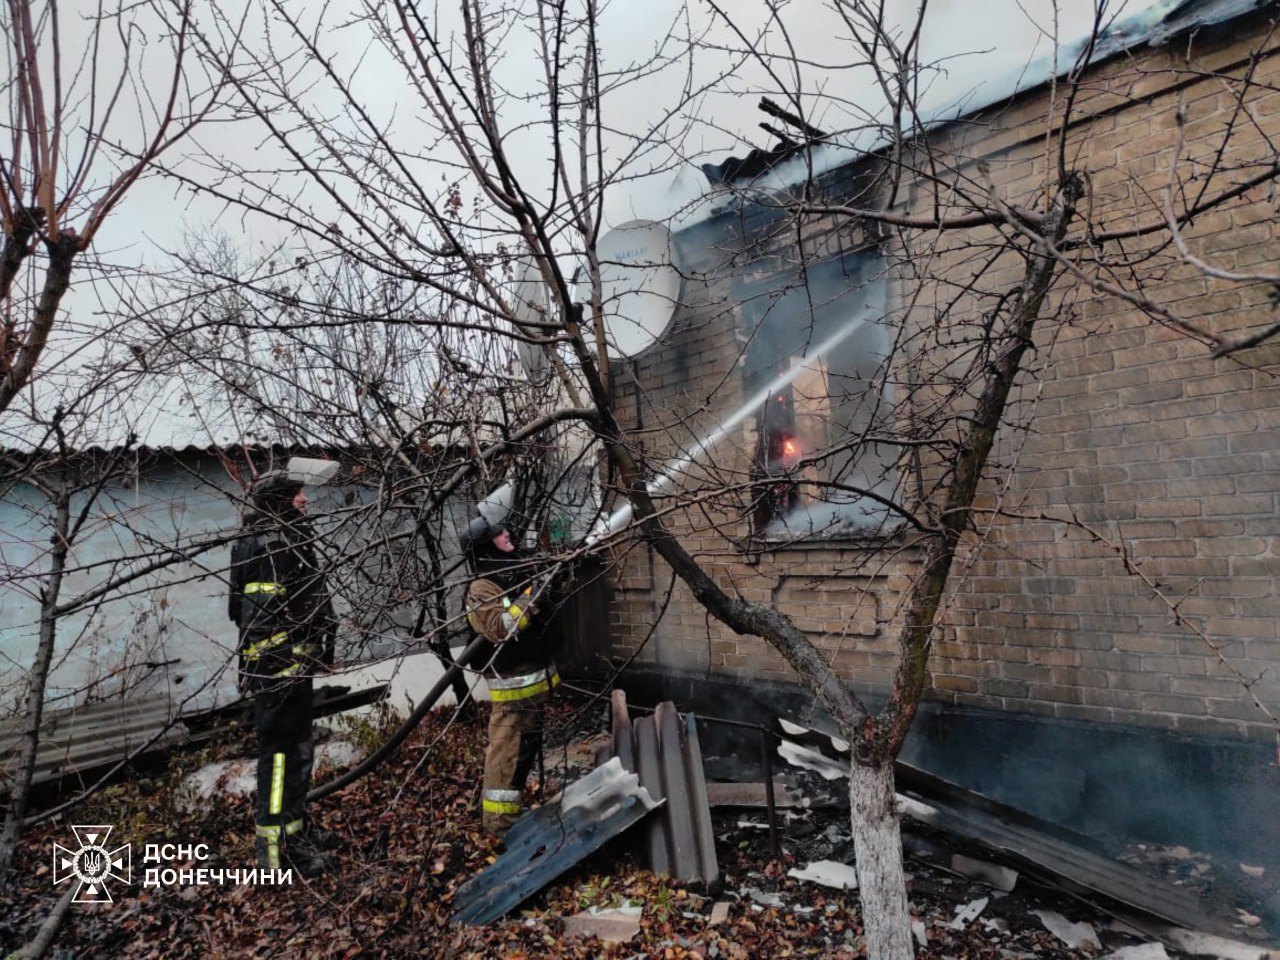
top-left (586, 313), bottom-right (871, 544)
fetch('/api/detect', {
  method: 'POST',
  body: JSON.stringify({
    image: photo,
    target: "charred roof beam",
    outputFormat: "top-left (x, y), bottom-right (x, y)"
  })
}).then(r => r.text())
top-left (758, 97), bottom-right (827, 142)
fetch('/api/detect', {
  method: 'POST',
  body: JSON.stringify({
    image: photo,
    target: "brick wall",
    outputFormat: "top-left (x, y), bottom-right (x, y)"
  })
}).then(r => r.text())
top-left (604, 14), bottom-right (1280, 744)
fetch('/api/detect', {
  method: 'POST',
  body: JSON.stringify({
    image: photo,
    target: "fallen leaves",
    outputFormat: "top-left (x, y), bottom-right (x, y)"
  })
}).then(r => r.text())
top-left (3, 696), bottom-right (1274, 959)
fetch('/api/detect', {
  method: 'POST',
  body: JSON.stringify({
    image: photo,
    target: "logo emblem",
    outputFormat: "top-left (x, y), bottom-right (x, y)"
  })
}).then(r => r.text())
top-left (52, 825), bottom-right (131, 903)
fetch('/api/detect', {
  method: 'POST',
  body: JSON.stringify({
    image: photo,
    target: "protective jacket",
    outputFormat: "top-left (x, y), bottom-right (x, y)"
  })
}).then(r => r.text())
top-left (463, 547), bottom-right (558, 680)
top-left (229, 511), bottom-right (336, 694)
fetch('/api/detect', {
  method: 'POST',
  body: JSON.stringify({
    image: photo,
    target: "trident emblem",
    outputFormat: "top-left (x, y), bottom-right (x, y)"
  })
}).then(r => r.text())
top-left (52, 825), bottom-right (131, 903)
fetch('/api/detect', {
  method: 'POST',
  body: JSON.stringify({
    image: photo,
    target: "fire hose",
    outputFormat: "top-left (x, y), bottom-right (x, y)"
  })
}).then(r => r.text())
top-left (307, 635), bottom-right (490, 802)
top-left (307, 555), bottom-right (583, 801)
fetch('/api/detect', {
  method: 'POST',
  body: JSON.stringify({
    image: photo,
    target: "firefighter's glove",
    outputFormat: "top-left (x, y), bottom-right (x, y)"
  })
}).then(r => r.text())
top-left (499, 589), bottom-right (533, 639)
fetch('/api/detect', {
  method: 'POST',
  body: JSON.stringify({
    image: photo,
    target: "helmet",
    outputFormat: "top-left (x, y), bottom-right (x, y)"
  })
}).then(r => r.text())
top-left (249, 470), bottom-right (304, 513)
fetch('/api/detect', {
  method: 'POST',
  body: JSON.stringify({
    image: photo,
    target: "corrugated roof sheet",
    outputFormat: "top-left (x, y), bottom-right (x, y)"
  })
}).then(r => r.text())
top-left (696, 0), bottom-right (1270, 191)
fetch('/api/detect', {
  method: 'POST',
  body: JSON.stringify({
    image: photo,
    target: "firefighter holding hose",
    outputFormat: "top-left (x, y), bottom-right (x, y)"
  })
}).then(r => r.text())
top-left (460, 515), bottom-right (562, 836)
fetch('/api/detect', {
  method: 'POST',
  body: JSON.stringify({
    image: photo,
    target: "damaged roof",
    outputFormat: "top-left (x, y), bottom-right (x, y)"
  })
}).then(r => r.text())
top-left (697, 0), bottom-right (1272, 190)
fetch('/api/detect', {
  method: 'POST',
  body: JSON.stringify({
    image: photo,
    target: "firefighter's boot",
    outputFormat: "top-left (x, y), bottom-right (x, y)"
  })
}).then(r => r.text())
top-left (254, 831), bottom-right (334, 878)
top-left (301, 824), bottom-right (341, 852)
top-left (285, 832), bottom-right (334, 878)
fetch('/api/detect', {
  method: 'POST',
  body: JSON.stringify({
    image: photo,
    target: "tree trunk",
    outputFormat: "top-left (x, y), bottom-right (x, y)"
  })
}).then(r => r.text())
top-left (17, 886), bottom-right (75, 960)
top-left (850, 758), bottom-right (914, 960)
top-left (0, 482), bottom-right (72, 884)
top-left (0, 237), bottom-right (77, 416)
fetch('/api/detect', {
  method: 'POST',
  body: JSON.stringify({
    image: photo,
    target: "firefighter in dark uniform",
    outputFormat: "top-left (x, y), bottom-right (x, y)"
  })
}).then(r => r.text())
top-left (228, 471), bottom-right (338, 876)
top-left (460, 516), bottom-right (561, 836)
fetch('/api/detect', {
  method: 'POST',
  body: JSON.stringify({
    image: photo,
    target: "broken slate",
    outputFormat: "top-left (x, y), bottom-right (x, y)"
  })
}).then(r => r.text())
top-left (778, 717), bottom-right (851, 754)
top-left (777, 740), bottom-right (846, 781)
top-left (951, 853), bottom-right (1018, 892)
top-left (787, 860), bottom-right (860, 891)
top-left (452, 758), bottom-right (662, 926)
top-left (949, 897), bottom-right (989, 930)
top-left (744, 888), bottom-right (784, 908)
top-left (911, 920), bottom-right (929, 947)
top-left (1033, 910), bottom-right (1101, 950)
top-left (1103, 944), bottom-right (1170, 960)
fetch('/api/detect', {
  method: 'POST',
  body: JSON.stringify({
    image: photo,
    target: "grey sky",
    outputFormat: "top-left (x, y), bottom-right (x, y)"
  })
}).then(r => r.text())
top-left (10, 0), bottom-right (1164, 448)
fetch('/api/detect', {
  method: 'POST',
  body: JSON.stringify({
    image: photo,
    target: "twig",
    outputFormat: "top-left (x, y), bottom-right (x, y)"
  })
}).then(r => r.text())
top-left (17, 885), bottom-right (75, 960)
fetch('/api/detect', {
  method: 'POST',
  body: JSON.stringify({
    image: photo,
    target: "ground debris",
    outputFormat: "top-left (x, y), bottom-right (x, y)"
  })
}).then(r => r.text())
top-left (950, 896), bottom-right (989, 930)
top-left (4, 693), bottom-right (1275, 959)
top-left (562, 903), bottom-right (644, 943)
top-left (1034, 909), bottom-right (1102, 950)
top-left (787, 860), bottom-right (859, 890)
top-left (951, 853), bottom-right (1019, 892)
top-left (1103, 944), bottom-right (1170, 960)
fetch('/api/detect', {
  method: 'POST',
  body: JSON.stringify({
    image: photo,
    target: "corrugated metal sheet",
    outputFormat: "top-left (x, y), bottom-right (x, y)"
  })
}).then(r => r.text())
top-left (452, 757), bottom-right (662, 925)
top-left (0, 697), bottom-right (182, 794)
top-left (605, 690), bottom-right (720, 890)
top-left (0, 683), bottom-right (390, 797)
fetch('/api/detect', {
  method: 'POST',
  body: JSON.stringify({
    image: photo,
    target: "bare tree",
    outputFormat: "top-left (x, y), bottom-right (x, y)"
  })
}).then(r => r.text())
top-left (0, 0), bottom-right (218, 415)
top-left (145, 1), bottom-right (1280, 957)
top-left (0, 339), bottom-right (237, 879)
top-left (129, 232), bottom-right (602, 706)
top-left (0, 316), bottom-right (246, 883)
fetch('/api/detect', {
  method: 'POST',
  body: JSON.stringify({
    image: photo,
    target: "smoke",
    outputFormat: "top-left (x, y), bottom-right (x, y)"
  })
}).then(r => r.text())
top-left (735, 250), bottom-right (898, 541)
top-left (652, 0), bottom-right (1165, 228)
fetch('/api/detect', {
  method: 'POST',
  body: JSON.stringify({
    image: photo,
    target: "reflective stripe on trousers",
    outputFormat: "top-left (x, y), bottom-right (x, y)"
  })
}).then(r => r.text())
top-left (258, 823), bottom-right (281, 869)
top-left (255, 680), bottom-right (313, 831)
top-left (255, 819), bottom-right (303, 869)
top-left (481, 788), bottom-right (522, 816)
top-left (269, 753), bottom-right (285, 815)
top-left (481, 684), bottom-right (551, 832)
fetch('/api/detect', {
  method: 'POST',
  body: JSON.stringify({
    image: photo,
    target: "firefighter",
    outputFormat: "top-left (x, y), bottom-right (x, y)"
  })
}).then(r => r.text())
top-left (228, 470), bottom-right (338, 876)
top-left (460, 515), bottom-right (561, 836)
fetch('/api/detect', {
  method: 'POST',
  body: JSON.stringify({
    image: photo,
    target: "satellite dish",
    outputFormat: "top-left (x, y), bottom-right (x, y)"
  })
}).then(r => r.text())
top-left (588, 220), bottom-right (681, 358)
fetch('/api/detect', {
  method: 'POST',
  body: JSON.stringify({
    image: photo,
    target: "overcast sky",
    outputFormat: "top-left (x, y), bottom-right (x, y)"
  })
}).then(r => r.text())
top-left (12, 0), bottom-right (1169, 446)
top-left (94, 0), bottom-right (1167, 253)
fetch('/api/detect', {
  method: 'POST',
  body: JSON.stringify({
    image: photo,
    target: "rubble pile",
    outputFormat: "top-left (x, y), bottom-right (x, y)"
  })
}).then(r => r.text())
top-left (0, 694), bottom-right (1274, 959)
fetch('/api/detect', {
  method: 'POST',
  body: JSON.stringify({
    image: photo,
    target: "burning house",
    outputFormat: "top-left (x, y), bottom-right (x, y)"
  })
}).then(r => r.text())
top-left (587, 0), bottom-right (1280, 896)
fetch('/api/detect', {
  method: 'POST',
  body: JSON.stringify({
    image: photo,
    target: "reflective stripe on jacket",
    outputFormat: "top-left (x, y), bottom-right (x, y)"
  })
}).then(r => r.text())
top-left (488, 664), bottom-right (560, 702)
top-left (466, 577), bottom-right (533, 643)
top-left (229, 525), bottom-right (335, 691)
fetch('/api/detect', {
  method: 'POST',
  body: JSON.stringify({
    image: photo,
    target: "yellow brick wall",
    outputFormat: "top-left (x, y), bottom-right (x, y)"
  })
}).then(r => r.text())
top-left (605, 14), bottom-right (1280, 743)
